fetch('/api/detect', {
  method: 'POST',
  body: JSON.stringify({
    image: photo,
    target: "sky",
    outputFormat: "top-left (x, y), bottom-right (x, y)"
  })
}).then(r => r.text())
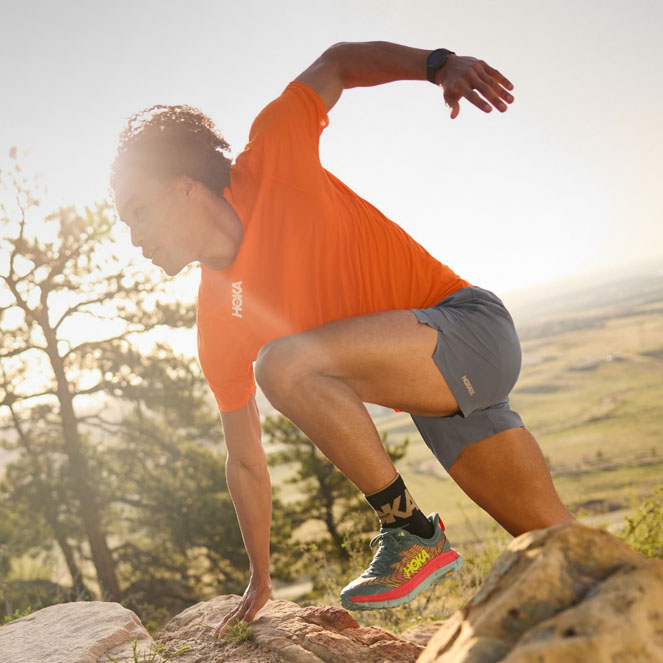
top-left (1, 0), bottom-right (661, 301)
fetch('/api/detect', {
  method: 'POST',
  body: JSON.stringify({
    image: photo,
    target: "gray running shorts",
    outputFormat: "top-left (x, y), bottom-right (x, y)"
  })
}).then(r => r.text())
top-left (409, 285), bottom-right (525, 471)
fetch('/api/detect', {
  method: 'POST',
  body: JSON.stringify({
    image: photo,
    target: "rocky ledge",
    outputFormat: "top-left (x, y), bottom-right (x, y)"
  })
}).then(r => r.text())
top-left (1, 521), bottom-right (661, 663)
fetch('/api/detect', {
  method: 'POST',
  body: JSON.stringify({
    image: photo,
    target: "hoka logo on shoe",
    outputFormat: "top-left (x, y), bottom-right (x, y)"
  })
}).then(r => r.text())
top-left (402, 549), bottom-right (431, 579)
top-left (231, 281), bottom-right (243, 318)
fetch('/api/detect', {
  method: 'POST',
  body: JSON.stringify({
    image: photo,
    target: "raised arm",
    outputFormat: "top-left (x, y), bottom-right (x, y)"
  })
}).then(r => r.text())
top-left (295, 40), bottom-right (514, 119)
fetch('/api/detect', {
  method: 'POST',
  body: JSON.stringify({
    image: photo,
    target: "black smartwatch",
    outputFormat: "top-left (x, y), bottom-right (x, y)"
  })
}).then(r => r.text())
top-left (426, 48), bottom-right (456, 84)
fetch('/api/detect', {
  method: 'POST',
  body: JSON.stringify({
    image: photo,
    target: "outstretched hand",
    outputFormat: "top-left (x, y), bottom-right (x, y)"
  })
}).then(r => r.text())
top-left (213, 577), bottom-right (272, 640)
top-left (436, 55), bottom-right (514, 119)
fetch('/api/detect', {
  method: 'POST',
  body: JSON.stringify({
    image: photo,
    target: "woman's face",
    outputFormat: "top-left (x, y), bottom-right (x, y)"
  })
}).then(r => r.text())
top-left (115, 167), bottom-right (201, 276)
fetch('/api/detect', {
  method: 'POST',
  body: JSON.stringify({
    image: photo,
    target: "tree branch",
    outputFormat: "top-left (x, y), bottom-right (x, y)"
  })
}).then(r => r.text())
top-left (78, 411), bottom-right (123, 435)
top-left (0, 389), bottom-right (57, 407)
top-left (53, 295), bottom-right (111, 331)
top-left (71, 380), bottom-right (115, 398)
top-left (63, 332), bottom-right (135, 361)
top-left (0, 344), bottom-right (47, 360)
top-left (3, 273), bottom-right (41, 326)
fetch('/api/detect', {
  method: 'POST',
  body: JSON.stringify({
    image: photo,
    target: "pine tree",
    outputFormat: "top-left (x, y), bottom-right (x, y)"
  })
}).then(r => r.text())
top-left (0, 148), bottom-right (255, 623)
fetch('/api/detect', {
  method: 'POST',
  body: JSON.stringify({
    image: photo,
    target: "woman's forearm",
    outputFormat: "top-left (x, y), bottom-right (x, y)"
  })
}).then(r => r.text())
top-left (226, 457), bottom-right (272, 580)
top-left (330, 40), bottom-right (436, 89)
top-left (328, 41), bottom-right (514, 119)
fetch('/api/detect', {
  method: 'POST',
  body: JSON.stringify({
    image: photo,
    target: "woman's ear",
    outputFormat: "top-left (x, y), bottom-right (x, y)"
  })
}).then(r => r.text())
top-left (172, 174), bottom-right (196, 199)
top-left (184, 176), bottom-right (196, 198)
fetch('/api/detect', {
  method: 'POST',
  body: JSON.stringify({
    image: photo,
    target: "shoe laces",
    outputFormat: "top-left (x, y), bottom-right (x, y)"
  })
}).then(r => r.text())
top-left (365, 529), bottom-right (403, 577)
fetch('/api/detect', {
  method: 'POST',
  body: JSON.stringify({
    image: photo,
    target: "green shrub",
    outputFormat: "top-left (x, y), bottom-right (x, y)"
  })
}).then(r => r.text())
top-left (103, 636), bottom-right (190, 662)
top-left (619, 484), bottom-right (663, 558)
top-left (2, 605), bottom-right (33, 625)
top-left (222, 620), bottom-right (255, 644)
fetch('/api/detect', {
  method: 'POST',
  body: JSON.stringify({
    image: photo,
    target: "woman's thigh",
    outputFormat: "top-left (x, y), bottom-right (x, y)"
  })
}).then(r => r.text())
top-left (257, 286), bottom-right (521, 419)
top-left (256, 306), bottom-right (461, 418)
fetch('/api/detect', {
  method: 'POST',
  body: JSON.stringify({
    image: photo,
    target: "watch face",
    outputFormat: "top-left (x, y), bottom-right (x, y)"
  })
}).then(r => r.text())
top-left (428, 50), bottom-right (449, 69)
top-left (427, 49), bottom-right (451, 83)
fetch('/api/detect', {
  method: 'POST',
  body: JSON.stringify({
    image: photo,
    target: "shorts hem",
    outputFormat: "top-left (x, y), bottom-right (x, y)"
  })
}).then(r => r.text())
top-left (411, 403), bottom-right (525, 472)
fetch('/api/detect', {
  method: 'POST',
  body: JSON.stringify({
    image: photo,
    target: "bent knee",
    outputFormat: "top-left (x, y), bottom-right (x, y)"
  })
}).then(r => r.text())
top-left (255, 337), bottom-right (309, 397)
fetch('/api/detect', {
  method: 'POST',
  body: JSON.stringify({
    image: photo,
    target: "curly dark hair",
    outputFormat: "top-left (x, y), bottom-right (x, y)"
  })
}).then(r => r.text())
top-left (109, 104), bottom-right (233, 202)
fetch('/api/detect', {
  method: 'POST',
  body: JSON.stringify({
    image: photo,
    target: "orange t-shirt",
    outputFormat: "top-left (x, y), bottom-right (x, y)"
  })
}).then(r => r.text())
top-left (197, 80), bottom-right (474, 412)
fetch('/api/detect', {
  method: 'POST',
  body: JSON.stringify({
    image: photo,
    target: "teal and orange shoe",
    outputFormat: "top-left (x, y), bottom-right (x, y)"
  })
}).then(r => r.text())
top-left (340, 512), bottom-right (463, 611)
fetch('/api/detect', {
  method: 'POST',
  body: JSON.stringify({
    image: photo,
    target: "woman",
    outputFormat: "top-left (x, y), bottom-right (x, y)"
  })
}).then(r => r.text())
top-left (110, 40), bottom-right (573, 638)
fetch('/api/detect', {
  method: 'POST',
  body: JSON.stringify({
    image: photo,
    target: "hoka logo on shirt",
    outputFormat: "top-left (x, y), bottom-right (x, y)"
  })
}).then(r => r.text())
top-left (231, 281), bottom-right (243, 318)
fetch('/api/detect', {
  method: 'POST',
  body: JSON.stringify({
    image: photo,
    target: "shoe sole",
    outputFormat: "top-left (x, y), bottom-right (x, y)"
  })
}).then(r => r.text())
top-left (340, 552), bottom-right (464, 611)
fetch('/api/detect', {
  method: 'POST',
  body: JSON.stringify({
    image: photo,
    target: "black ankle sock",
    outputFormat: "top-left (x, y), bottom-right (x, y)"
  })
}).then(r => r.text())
top-left (365, 473), bottom-right (435, 539)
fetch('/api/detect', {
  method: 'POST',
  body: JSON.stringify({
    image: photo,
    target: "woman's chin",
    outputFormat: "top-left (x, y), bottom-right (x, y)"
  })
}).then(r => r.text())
top-left (161, 263), bottom-right (180, 277)
top-left (158, 258), bottom-right (186, 277)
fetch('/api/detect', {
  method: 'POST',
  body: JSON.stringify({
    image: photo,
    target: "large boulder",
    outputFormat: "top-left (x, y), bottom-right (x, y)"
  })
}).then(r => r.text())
top-left (156, 595), bottom-right (423, 662)
top-left (417, 521), bottom-right (663, 663)
top-left (0, 600), bottom-right (153, 663)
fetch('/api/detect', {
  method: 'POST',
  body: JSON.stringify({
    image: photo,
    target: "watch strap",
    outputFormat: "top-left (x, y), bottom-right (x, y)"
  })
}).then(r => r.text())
top-left (426, 48), bottom-right (456, 84)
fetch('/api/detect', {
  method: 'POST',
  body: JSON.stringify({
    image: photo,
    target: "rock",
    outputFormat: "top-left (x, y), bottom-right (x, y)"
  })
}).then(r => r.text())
top-left (0, 600), bottom-right (153, 663)
top-left (400, 620), bottom-right (448, 646)
top-left (2, 522), bottom-right (661, 663)
top-left (156, 595), bottom-right (423, 662)
top-left (0, 595), bottom-right (422, 663)
top-left (417, 521), bottom-right (663, 663)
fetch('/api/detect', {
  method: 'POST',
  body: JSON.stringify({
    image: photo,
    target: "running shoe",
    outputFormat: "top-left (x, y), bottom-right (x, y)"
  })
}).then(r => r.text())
top-left (340, 512), bottom-right (463, 610)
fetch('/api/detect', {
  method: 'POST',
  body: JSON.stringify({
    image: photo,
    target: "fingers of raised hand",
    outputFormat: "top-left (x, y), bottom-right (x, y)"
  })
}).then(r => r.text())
top-left (443, 62), bottom-right (514, 118)
top-left (468, 75), bottom-right (511, 112)
top-left (461, 85), bottom-right (495, 113)
top-left (476, 66), bottom-right (515, 107)
top-left (479, 60), bottom-right (514, 92)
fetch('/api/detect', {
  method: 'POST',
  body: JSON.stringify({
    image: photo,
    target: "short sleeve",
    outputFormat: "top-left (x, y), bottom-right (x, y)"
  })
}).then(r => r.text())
top-left (197, 319), bottom-right (257, 413)
top-left (243, 81), bottom-right (330, 184)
